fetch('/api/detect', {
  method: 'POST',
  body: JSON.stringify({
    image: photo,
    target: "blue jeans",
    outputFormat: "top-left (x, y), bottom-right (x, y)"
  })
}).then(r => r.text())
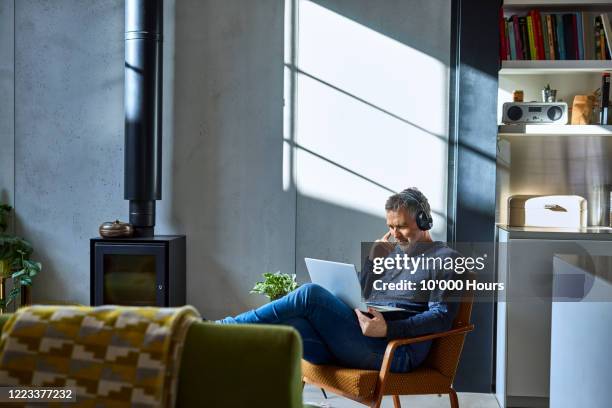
top-left (219, 283), bottom-right (412, 372)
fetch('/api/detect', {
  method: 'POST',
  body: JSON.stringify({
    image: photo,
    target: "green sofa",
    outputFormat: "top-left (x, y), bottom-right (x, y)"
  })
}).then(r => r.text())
top-left (0, 314), bottom-right (305, 408)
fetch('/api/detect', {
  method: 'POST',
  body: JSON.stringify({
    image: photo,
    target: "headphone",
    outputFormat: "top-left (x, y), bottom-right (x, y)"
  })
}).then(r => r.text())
top-left (402, 189), bottom-right (433, 231)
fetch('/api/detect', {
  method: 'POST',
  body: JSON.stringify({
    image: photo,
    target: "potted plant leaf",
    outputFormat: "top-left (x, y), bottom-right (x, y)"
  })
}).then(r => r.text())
top-left (250, 271), bottom-right (299, 301)
top-left (0, 204), bottom-right (41, 311)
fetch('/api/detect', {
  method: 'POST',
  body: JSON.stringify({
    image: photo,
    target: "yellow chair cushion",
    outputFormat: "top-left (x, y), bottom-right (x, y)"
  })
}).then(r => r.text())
top-left (302, 360), bottom-right (379, 398)
top-left (302, 360), bottom-right (452, 398)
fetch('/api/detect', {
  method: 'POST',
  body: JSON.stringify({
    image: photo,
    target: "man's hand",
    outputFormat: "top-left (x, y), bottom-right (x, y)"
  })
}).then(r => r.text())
top-left (354, 308), bottom-right (387, 337)
top-left (368, 231), bottom-right (395, 260)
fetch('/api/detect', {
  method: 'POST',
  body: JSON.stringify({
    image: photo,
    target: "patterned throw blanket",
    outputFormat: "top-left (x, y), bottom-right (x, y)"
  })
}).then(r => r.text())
top-left (0, 305), bottom-right (200, 407)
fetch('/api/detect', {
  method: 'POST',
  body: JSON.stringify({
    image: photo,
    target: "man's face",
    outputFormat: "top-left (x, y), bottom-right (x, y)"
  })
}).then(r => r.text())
top-left (385, 208), bottom-right (421, 244)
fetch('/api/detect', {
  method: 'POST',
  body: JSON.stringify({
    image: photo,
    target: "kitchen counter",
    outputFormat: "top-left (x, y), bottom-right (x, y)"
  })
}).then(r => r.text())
top-left (497, 225), bottom-right (612, 240)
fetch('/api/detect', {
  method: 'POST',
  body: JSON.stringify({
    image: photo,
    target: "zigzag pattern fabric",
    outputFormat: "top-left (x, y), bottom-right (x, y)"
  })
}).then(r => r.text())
top-left (0, 305), bottom-right (200, 407)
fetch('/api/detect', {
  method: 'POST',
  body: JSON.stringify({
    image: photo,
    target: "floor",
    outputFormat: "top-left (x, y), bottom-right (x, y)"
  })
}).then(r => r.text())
top-left (303, 385), bottom-right (501, 408)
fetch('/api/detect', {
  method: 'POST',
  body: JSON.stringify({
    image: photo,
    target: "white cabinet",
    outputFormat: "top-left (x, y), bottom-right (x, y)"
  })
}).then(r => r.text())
top-left (495, 227), bottom-right (612, 408)
top-left (549, 255), bottom-right (612, 408)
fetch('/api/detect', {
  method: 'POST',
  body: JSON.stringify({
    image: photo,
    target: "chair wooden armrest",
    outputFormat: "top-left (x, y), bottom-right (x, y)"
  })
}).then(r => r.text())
top-left (385, 325), bottom-right (475, 353)
top-left (378, 324), bottom-right (475, 385)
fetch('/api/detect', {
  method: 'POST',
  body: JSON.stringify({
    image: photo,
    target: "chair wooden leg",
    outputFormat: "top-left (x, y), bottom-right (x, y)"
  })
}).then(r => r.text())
top-left (449, 387), bottom-right (459, 408)
top-left (392, 395), bottom-right (401, 408)
top-left (370, 395), bottom-right (383, 408)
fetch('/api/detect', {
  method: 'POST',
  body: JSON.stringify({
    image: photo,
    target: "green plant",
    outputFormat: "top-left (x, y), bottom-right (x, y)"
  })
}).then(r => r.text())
top-left (0, 204), bottom-right (41, 309)
top-left (250, 272), bottom-right (299, 301)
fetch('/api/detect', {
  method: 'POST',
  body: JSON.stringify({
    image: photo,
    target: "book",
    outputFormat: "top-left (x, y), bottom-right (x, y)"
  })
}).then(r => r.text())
top-left (571, 13), bottom-right (579, 59)
top-left (505, 19), bottom-right (511, 59)
top-left (508, 19), bottom-right (517, 60)
top-left (527, 15), bottom-right (537, 60)
top-left (602, 24), bottom-right (607, 59)
top-left (541, 13), bottom-right (550, 60)
top-left (556, 13), bottom-right (566, 60)
top-left (500, 9), bottom-right (507, 60)
top-left (562, 14), bottom-right (575, 60)
top-left (597, 15), bottom-right (608, 59)
top-left (600, 73), bottom-right (610, 125)
top-left (595, 15), bottom-right (604, 59)
top-left (519, 17), bottom-right (530, 59)
top-left (576, 12), bottom-right (584, 60)
top-left (582, 13), bottom-right (595, 60)
top-left (533, 10), bottom-right (546, 59)
top-left (601, 14), bottom-right (612, 59)
top-left (512, 15), bottom-right (523, 60)
top-left (546, 14), bottom-right (556, 60)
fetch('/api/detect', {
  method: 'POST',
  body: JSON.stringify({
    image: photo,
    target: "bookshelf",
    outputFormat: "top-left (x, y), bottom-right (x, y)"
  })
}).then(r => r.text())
top-left (499, 1), bottom-right (612, 128)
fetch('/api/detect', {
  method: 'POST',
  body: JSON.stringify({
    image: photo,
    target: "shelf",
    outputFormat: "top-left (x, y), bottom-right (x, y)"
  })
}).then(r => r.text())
top-left (500, 60), bottom-right (612, 75)
top-left (505, 0), bottom-right (612, 5)
top-left (504, 0), bottom-right (612, 11)
top-left (498, 124), bottom-right (612, 136)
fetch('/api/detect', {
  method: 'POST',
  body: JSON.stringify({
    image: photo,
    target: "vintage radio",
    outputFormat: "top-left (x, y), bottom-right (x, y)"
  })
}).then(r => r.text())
top-left (502, 102), bottom-right (568, 124)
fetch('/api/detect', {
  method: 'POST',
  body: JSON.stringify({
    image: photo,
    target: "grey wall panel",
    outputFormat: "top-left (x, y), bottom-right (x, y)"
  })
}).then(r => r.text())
top-left (448, 0), bottom-right (501, 393)
top-left (14, 0), bottom-right (125, 304)
top-left (0, 0), bottom-right (14, 215)
top-left (171, 0), bottom-right (294, 318)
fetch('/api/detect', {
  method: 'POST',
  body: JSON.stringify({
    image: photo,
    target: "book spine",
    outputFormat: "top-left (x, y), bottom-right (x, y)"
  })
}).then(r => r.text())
top-left (596, 16), bottom-right (603, 59)
top-left (602, 28), bottom-right (607, 59)
top-left (541, 13), bottom-right (550, 60)
top-left (506, 19), bottom-right (511, 59)
top-left (527, 15), bottom-right (537, 60)
top-left (599, 16), bottom-right (607, 59)
top-left (500, 9), bottom-right (507, 60)
top-left (551, 14), bottom-right (560, 60)
top-left (534, 10), bottom-right (546, 59)
top-left (601, 13), bottom-right (612, 60)
top-left (508, 20), bottom-right (517, 60)
top-left (582, 12), bottom-right (594, 60)
top-left (519, 17), bottom-right (530, 59)
top-left (546, 15), bottom-right (556, 60)
top-left (563, 14), bottom-right (574, 60)
top-left (576, 12), bottom-right (584, 60)
top-left (571, 14), bottom-right (579, 59)
top-left (556, 14), bottom-right (566, 60)
top-left (601, 73), bottom-right (610, 124)
top-left (513, 15), bottom-right (523, 60)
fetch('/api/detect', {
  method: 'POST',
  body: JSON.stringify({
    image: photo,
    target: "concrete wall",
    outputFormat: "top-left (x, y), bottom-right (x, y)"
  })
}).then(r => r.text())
top-left (4, 0), bottom-right (450, 317)
top-left (0, 0), bottom-right (14, 215)
top-left (13, 0), bottom-right (125, 303)
top-left (170, 0), bottom-right (294, 318)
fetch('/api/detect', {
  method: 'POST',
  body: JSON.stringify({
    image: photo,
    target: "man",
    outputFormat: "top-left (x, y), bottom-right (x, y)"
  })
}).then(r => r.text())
top-left (219, 188), bottom-right (463, 373)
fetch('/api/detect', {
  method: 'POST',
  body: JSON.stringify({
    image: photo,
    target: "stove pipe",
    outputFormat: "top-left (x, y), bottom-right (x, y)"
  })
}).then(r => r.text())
top-left (124, 0), bottom-right (163, 237)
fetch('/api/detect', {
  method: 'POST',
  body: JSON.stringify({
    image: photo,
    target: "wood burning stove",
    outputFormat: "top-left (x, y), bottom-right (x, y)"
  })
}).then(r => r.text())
top-left (90, 236), bottom-right (185, 307)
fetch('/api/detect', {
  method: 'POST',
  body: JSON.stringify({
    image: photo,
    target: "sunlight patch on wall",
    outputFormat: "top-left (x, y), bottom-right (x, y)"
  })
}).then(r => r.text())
top-left (298, 0), bottom-right (448, 135)
top-left (290, 0), bottom-right (450, 237)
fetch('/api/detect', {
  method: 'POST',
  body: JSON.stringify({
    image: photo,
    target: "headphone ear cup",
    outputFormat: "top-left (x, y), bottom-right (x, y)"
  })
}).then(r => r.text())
top-left (416, 210), bottom-right (433, 231)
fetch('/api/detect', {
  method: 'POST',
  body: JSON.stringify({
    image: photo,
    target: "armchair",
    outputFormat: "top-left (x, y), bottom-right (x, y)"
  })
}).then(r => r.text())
top-left (302, 291), bottom-right (474, 408)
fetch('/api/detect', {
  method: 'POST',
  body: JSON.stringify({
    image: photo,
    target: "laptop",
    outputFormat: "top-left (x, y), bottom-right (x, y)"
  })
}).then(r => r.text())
top-left (304, 258), bottom-right (406, 313)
